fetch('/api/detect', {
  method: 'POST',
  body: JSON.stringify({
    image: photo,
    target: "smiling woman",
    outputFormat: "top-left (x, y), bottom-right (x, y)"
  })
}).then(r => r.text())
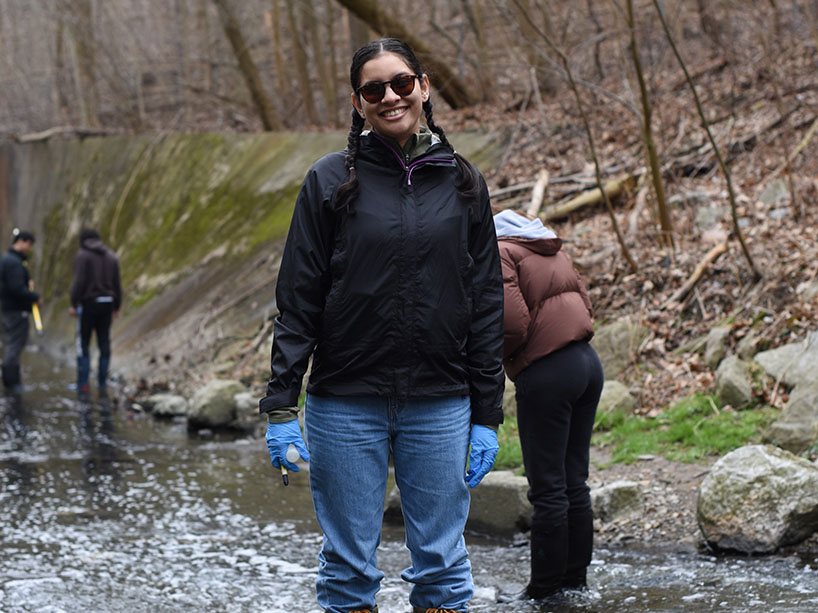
top-left (258, 38), bottom-right (505, 613)
top-left (351, 53), bottom-right (429, 146)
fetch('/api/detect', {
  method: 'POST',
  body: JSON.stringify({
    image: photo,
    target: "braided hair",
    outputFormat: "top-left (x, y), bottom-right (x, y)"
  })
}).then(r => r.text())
top-left (333, 108), bottom-right (366, 214)
top-left (423, 98), bottom-right (479, 199)
top-left (334, 38), bottom-right (480, 213)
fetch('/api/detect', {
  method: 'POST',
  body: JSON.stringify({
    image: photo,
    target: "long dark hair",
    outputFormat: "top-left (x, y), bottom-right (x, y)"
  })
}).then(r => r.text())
top-left (334, 38), bottom-right (479, 214)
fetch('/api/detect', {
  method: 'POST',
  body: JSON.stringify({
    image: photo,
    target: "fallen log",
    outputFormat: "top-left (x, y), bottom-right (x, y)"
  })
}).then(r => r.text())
top-left (12, 125), bottom-right (117, 143)
top-left (662, 242), bottom-right (729, 310)
top-left (490, 181), bottom-right (534, 200)
top-left (543, 174), bottom-right (636, 220)
top-left (526, 169), bottom-right (550, 217)
top-left (766, 114), bottom-right (818, 183)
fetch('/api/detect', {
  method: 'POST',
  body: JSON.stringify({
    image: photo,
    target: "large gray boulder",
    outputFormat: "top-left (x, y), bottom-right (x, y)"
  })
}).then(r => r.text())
top-left (590, 318), bottom-right (649, 379)
top-left (596, 381), bottom-right (636, 424)
top-left (714, 355), bottom-right (753, 408)
top-left (736, 331), bottom-right (762, 360)
top-left (230, 391), bottom-right (264, 432)
top-left (764, 382), bottom-right (818, 453)
top-left (754, 331), bottom-right (818, 388)
top-left (590, 480), bottom-right (644, 524)
top-left (143, 393), bottom-right (188, 417)
top-left (697, 444), bottom-right (818, 553)
top-left (384, 470), bottom-right (533, 537)
top-left (704, 326), bottom-right (731, 369)
top-left (187, 379), bottom-right (247, 429)
top-left (467, 470), bottom-right (533, 536)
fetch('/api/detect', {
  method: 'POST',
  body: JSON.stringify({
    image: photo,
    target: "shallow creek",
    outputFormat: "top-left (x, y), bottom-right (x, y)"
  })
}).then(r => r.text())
top-left (2, 356), bottom-right (818, 612)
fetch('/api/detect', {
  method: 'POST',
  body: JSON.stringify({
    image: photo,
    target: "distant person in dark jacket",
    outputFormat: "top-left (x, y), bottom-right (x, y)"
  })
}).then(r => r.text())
top-left (494, 208), bottom-right (603, 602)
top-left (0, 229), bottom-right (40, 390)
top-left (260, 38), bottom-right (504, 613)
top-left (69, 228), bottom-right (122, 392)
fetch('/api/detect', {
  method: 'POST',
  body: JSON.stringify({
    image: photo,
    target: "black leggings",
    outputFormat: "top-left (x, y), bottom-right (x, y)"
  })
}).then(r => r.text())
top-left (515, 341), bottom-right (603, 531)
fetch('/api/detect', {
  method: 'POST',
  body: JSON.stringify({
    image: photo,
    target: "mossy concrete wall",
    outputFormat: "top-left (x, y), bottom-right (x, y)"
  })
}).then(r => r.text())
top-left (0, 131), bottom-right (500, 390)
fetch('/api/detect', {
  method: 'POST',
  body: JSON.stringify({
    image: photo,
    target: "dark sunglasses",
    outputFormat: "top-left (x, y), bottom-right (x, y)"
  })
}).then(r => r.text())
top-left (356, 74), bottom-right (420, 103)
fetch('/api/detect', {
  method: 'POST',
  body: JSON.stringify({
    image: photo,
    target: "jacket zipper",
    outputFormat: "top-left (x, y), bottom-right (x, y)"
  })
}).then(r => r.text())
top-left (372, 132), bottom-right (453, 186)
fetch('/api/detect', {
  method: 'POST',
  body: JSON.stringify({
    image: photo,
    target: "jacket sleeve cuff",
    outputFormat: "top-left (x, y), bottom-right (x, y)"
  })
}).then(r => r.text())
top-left (266, 407), bottom-right (300, 423)
top-left (470, 397), bottom-right (504, 428)
top-left (258, 387), bottom-right (301, 415)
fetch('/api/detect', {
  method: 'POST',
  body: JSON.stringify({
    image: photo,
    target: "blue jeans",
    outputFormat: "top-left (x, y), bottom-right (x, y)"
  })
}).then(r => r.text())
top-left (304, 394), bottom-right (473, 613)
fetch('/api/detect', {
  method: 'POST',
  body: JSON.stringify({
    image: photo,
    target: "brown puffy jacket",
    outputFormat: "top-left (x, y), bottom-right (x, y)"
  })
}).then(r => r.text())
top-left (499, 235), bottom-right (594, 380)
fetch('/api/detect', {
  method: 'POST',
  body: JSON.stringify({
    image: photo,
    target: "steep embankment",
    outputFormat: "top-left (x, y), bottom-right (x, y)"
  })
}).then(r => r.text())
top-left (0, 131), bottom-right (500, 392)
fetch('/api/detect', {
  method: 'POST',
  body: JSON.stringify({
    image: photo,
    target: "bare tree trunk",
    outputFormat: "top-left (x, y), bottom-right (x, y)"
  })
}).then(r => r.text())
top-left (460, 0), bottom-right (496, 102)
top-left (652, 0), bottom-right (760, 281)
top-left (197, 0), bottom-right (213, 93)
top-left (309, 5), bottom-right (338, 126)
top-left (804, 0), bottom-right (818, 53)
top-left (326, 0), bottom-right (341, 127)
top-left (757, 18), bottom-right (799, 217)
top-left (212, 0), bottom-right (283, 130)
top-left (695, 0), bottom-right (722, 51)
top-left (586, 0), bottom-right (605, 80)
top-left (266, 0), bottom-right (288, 104)
top-left (175, 0), bottom-right (191, 121)
top-left (511, 0), bottom-right (637, 272)
top-left (346, 7), bottom-right (371, 54)
top-left (286, 1), bottom-right (320, 125)
top-left (73, 0), bottom-right (100, 127)
top-left (511, 0), bottom-right (558, 95)
top-left (333, 0), bottom-right (479, 108)
top-left (54, 20), bottom-right (71, 121)
top-left (626, 0), bottom-right (673, 250)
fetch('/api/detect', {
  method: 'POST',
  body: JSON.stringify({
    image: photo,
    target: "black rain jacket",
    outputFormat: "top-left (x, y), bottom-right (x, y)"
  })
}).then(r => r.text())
top-left (0, 248), bottom-right (38, 312)
top-left (260, 131), bottom-right (505, 426)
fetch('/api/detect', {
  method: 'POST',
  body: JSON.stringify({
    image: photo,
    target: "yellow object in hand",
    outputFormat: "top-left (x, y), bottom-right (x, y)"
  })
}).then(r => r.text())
top-left (28, 280), bottom-right (43, 334)
top-left (31, 302), bottom-right (43, 333)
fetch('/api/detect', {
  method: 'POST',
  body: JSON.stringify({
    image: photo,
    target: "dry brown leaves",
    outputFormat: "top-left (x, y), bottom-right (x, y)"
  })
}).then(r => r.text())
top-left (438, 38), bottom-right (818, 413)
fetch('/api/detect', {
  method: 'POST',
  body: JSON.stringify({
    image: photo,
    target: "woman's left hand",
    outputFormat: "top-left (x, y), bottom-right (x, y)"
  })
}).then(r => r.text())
top-left (465, 424), bottom-right (499, 488)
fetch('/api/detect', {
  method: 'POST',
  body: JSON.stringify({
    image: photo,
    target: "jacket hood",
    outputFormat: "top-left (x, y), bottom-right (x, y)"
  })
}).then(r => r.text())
top-left (81, 237), bottom-right (107, 253)
top-left (493, 209), bottom-right (562, 255)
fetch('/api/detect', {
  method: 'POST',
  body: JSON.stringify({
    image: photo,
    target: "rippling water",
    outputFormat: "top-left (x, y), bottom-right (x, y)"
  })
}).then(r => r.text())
top-left (2, 355), bottom-right (818, 612)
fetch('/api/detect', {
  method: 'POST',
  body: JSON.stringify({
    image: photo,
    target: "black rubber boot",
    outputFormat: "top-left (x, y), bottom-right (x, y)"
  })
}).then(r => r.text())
top-left (563, 509), bottom-right (594, 589)
top-left (2, 363), bottom-right (21, 389)
top-left (525, 521), bottom-right (569, 599)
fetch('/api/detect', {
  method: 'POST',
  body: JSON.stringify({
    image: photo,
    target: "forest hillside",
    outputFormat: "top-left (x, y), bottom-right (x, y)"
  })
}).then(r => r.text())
top-left (2, 1), bottom-right (818, 438)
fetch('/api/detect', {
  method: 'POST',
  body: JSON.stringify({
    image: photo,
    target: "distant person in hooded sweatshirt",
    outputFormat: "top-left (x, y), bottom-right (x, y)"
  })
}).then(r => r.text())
top-left (69, 228), bottom-right (122, 393)
top-left (493, 208), bottom-right (603, 602)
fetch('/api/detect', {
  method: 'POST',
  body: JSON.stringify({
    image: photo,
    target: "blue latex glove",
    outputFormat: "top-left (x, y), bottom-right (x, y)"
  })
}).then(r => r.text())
top-left (266, 419), bottom-right (309, 472)
top-left (465, 424), bottom-right (499, 488)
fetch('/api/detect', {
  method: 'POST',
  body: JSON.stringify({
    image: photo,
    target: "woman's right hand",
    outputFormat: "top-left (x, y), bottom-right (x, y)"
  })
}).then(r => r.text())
top-left (265, 418), bottom-right (310, 472)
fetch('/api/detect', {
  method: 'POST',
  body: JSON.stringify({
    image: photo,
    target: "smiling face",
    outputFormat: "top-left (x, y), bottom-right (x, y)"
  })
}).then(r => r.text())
top-left (351, 51), bottom-right (430, 147)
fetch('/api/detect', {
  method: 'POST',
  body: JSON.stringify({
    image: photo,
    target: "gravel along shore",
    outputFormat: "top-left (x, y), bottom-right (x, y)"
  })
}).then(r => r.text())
top-left (588, 449), bottom-right (712, 548)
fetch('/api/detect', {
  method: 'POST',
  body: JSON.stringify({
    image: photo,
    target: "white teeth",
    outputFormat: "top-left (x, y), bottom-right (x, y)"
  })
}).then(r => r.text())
top-left (383, 108), bottom-right (404, 117)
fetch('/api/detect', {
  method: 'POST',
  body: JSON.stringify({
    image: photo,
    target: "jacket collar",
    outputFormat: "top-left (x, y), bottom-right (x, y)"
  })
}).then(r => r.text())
top-left (358, 130), bottom-right (453, 169)
top-left (6, 247), bottom-right (27, 261)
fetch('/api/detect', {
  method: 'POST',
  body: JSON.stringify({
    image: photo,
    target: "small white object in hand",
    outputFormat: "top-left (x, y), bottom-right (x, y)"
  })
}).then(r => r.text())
top-left (285, 444), bottom-right (300, 463)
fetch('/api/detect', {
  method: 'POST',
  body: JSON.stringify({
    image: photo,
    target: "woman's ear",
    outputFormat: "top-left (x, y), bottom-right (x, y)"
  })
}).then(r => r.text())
top-left (420, 74), bottom-right (431, 102)
top-left (351, 92), bottom-right (365, 118)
